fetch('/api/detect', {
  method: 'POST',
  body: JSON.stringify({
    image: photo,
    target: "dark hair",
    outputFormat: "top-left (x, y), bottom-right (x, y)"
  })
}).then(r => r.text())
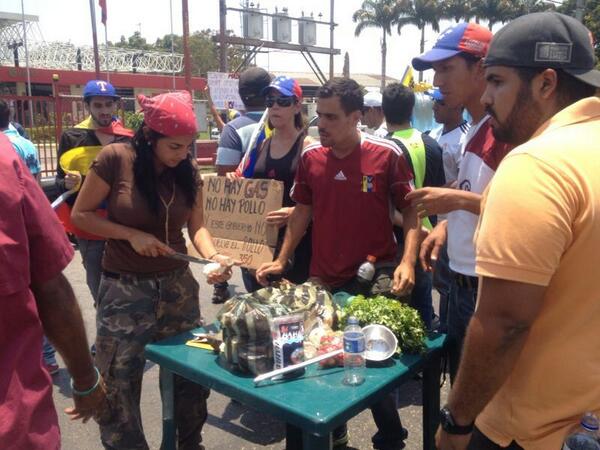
top-left (457, 52), bottom-right (482, 67)
top-left (382, 83), bottom-right (415, 125)
top-left (132, 123), bottom-right (198, 216)
top-left (514, 67), bottom-right (596, 109)
top-left (316, 78), bottom-right (364, 114)
top-left (0, 99), bottom-right (9, 128)
top-left (241, 93), bottom-right (266, 109)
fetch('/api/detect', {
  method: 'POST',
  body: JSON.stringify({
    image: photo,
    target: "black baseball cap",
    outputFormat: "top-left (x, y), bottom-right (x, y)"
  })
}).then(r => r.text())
top-left (238, 67), bottom-right (272, 102)
top-left (485, 12), bottom-right (600, 88)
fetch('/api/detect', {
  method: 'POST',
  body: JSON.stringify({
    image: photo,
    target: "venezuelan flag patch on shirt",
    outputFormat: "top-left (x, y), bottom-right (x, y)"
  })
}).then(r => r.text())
top-left (361, 175), bottom-right (375, 192)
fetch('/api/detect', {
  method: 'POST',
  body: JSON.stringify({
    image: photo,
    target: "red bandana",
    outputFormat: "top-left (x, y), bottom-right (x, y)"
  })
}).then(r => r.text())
top-left (137, 91), bottom-right (198, 137)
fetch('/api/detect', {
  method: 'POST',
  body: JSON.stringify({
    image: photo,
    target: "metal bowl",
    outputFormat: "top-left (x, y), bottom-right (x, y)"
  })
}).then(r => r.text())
top-left (362, 324), bottom-right (398, 362)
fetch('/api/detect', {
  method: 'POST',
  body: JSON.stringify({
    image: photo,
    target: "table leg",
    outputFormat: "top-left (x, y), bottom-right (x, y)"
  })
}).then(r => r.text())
top-left (422, 351), bottom-right (442, 450)
top-left (301, 430), bottom-right (332, 450)
top-left (159, 367), bottom-right (176, 450)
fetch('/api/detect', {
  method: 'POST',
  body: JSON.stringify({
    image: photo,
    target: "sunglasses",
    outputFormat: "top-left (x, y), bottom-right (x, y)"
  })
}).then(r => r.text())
top-left (265, 96), bottom-right (295, 108)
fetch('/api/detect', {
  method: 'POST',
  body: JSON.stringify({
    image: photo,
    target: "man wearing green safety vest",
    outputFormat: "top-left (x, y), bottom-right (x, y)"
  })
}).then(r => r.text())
top-left (382, 82), bottom-right (446, 329)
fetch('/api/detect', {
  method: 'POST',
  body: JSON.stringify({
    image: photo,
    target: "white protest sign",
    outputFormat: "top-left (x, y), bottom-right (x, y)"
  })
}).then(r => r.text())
top-left (207, 72), bottom-right (245, 111)
top-left (189, 176), bottom-right (284, 269)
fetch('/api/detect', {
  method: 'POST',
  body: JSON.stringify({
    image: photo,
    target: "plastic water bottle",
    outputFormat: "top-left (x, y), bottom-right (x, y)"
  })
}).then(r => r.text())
top-left (343, 316), bottom-right (365, 386)
top-left (357, 255), bottom-right (376, 293)
top-left (563, 413), bottom-right (600, 450)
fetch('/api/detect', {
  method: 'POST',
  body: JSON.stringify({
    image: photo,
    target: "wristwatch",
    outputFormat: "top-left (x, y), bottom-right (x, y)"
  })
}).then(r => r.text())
top-left (440, 406), bottom-right (474, 435)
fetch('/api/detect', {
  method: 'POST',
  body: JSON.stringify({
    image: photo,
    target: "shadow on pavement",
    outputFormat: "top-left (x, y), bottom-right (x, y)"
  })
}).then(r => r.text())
top-left (206, 399), bottom-right (286, 446)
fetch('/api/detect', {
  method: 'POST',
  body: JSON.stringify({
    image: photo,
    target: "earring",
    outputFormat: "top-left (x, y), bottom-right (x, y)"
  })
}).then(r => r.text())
top-left (147, 141), bottom-right (152, 146)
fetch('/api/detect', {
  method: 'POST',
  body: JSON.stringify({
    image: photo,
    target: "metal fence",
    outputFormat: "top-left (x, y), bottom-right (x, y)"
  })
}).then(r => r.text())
top-left (6, 94), bottom-right (216, 177)
top-left (5, 94), bottom-right (134, 176)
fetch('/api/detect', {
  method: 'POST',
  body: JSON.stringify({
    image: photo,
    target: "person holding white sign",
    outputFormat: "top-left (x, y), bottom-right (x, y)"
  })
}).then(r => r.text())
top-left (230, 76), bottom-right (314, 292)
top-left (212, 67), bottom-right (272, 303)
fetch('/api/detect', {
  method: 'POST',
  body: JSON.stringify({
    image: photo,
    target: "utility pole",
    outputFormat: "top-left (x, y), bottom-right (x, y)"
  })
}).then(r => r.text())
top-left (182, 0), bottom-right (192, 94)
top-left (8, 41), bottom-right (22, 67)
top-left (575, 0), bottom-right (584, 22)
top-left (219, 0), bottom-right (227, 72)
top-left (329, 0), bottom-right (334, 79)
top-left (89, 0), bottom-right (101, 78)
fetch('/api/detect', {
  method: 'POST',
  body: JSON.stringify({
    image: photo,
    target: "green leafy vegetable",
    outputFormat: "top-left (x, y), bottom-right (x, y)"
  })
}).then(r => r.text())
top-left (341, 295), bottom-right (426, 354)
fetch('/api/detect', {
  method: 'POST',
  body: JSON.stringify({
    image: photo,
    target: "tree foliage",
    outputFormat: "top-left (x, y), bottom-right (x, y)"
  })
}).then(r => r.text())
top-left (559, 0), bottom-right (600, 64)
top-left (353, 0), bottom-right (406, 90)
top-left (110, 29), bottom-right (245, 77)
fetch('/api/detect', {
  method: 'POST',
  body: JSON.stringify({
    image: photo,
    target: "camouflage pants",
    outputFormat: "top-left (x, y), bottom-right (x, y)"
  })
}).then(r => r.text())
top-left (94, 266), bottom-right (209, 450)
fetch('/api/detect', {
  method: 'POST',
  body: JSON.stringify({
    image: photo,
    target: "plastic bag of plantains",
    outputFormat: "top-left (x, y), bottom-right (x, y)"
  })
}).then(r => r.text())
top-left (217, 281), bottom-right (338, 375)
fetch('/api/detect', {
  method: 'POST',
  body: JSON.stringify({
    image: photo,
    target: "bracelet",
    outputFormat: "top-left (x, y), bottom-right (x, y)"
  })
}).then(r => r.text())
top-left (70, 366), bottom-right (101, 397)
top-left (207, 252), bottom-right (219, 260)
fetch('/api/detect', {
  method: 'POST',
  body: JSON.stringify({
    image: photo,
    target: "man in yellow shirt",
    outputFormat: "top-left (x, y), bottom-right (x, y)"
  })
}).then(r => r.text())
top-left (437, 12), bottom-right (600, 450)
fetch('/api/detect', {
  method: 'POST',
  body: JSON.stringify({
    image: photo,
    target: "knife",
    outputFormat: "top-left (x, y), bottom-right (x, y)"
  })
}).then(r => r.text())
top-left (169, 252), bottom-right (235, 267)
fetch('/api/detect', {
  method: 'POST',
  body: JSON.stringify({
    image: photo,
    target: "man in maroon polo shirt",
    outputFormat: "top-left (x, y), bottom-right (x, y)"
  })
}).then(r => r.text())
top-left (257, 77), bottom-right (420, 450)
top-left (0, 134), bottom-right (106, 449)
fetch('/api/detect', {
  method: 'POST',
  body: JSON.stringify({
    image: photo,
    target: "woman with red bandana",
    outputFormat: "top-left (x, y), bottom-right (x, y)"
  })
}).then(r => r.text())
top-left (72, 91), bottom-right (229, 450)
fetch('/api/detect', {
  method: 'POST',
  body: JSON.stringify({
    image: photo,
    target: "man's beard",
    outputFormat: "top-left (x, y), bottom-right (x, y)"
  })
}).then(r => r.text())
top-left (91, 112), bottom-right (112, 128)
top-left (487, 84), bottom-right (541, 146)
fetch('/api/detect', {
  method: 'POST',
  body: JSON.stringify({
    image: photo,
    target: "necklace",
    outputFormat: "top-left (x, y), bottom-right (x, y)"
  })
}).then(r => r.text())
top-left (158, 181), bottom-right (176, 247)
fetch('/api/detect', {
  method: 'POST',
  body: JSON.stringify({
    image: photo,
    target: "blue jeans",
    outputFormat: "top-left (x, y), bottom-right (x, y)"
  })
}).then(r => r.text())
top-left (433, 244), bottom-right (451, 333)
top-left (77, 238), bottom-right (105, 304)
top-left (42, 335), bottom-right (57, 365)
top-left (410, 263), bottom-right (433, 330)
top-left (447, 272), bottom-right (478, 383)
top-left (241, 268), bottom-right (262, 293)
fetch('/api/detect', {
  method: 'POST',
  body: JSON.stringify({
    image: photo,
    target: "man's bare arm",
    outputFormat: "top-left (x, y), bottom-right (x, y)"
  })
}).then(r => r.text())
top-left (32, 273), bottom-right (96, 388)
top-left (447, 277), bottom-right (546, 425)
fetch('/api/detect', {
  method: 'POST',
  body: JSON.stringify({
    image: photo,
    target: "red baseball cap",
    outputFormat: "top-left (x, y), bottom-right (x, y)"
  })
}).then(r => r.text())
top-left (412, 23), bottom-right (492, 71)
top-left (137, 91), bottom-right (198, 137)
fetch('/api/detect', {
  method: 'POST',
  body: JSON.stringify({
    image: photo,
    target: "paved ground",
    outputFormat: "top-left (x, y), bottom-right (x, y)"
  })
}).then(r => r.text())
top-left (52, 251), bottom-right (448, 450)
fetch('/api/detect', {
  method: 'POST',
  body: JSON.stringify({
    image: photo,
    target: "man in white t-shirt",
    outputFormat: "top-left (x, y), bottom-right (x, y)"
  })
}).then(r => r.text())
top-left (426, 89), bottom-right (470, 332)
top-left (428, 89), bottom-right (469, 186)
top-left (361, 91), bottom-right (388, 137)
top-left (407, 23), bottom-right (512, 385)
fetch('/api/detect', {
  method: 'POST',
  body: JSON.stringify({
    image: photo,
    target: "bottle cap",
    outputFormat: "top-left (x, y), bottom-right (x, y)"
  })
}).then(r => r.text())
top-left (581, 413), bottom-right (600, 431)
top-left (367, 255), bottom-right (377, 263)
top-left (347, 316), bottom-right (359, 325)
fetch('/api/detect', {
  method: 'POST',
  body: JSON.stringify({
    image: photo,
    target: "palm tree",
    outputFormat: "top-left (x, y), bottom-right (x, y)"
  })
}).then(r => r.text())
top-left (510, 0), bottom-right (555, 19)
top-left (470, 0), bottom-right (517, 30)
top-left (441, 0), bottom-right (475, 22)
top-left (353, 0), bottom-right (405, 91)
top-left (395, 0), bottom-right (444, 81)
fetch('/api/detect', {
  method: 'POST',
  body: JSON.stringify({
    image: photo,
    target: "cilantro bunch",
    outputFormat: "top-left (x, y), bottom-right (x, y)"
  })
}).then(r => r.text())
top-left (341, 295), bottom-right (426, 354)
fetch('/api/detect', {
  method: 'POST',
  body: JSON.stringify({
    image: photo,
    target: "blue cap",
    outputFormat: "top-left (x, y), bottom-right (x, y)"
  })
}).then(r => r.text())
top-left (83, 80), bottom-right (119, 100)
top-left (427, 89), bottom-right (444, 101)
top-left (261, 76), bottom-right (303, 100)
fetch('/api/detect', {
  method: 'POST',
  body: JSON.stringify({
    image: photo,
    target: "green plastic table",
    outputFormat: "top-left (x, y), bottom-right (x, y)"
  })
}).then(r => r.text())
top-left (145, 328), bottom-right (446, 450)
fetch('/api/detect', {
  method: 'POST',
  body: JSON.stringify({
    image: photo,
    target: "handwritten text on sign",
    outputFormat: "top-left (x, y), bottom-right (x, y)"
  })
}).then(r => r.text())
top-left (199, 176), bottom-right (284, 269)
top-left (207, 72), bottom-right (245, 111)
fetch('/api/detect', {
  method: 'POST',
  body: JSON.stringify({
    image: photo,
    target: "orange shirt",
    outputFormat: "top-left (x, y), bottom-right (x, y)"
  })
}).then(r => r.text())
top-left (474, 97), bottom-right (600, 450)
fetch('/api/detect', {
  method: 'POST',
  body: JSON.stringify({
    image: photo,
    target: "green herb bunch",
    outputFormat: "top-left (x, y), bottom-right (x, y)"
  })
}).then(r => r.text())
top-left (341, 295), bottom-right (426, 354)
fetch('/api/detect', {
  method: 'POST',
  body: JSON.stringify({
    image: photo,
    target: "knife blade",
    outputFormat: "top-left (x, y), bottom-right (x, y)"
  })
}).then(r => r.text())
top-left (169, 252), bottom-right (234, 267)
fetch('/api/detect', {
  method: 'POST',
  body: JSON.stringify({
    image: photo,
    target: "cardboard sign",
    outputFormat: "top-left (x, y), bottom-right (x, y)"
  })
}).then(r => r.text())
top-left (207, 72), bottom-right (245, 111)
top-left (191, 176), bottom-right (284, 269)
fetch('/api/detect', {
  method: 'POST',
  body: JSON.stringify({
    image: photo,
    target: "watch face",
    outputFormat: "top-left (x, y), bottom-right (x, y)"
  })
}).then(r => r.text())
top-left (439, 407), bottom-right (473, 435)
top-left (440, 407), bottom-right (453, 430)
